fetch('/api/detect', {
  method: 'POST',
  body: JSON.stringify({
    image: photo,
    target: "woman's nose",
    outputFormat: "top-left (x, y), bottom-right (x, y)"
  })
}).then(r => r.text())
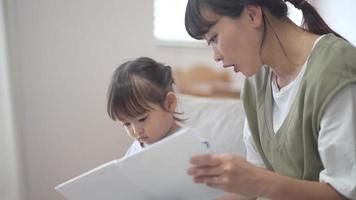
top-left (213, 47), bottom-right (222, 62)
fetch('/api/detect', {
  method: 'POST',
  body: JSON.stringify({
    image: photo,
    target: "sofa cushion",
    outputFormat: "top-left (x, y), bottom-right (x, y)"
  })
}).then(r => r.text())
top-left (178, 94), bottom-right (246, 157)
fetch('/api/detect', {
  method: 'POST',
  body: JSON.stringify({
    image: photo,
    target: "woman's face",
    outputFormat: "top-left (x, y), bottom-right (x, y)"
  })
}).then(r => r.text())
top-left (203, 6), bottom-right (264, 77)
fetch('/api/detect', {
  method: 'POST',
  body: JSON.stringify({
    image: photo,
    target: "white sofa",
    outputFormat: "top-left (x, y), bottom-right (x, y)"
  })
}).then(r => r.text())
top-left (52, 94), bottom-right (247, 200)
top-left (178, 95), bottom-right (267, 200)
top-left (178, 94), bottom-right (246, 157)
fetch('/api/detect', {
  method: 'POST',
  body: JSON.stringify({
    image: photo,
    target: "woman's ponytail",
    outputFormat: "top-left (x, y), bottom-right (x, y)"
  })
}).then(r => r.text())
top-left (286, 0), bottom-right (344, 39)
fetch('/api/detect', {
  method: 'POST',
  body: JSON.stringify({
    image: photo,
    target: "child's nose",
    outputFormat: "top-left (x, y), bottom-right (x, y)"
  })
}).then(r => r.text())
top-left (133, 127), bottom-right (144, 136)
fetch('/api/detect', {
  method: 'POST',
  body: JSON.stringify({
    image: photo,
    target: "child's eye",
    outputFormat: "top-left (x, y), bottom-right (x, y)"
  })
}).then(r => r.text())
top-left (123, 122), bottom-right (130, 127)
top-left (138, 116), bottom-right (148, 122)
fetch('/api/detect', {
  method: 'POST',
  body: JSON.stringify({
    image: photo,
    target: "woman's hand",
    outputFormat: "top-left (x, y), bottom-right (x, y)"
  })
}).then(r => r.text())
top-left (214, 193), bottom-right (257, 200)
top-left (187, 154), bottom-right (264, 198)
top-left (187, 154), bottom-right (348, 200)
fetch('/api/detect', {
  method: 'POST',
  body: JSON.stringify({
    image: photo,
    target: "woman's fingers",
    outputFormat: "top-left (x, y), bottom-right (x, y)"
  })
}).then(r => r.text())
top-left (190, 154), bottom-right (222, 166)
top-left (195, 174), bottom-right (228, 189)
top-left (187, 165), bottom-right (221, 176)
top-left (188, 154), bottom-right (223, 178)
top-left (188, 155), bottom-right (233, 189)
top-left (188, 154), bottom-right (263, 197)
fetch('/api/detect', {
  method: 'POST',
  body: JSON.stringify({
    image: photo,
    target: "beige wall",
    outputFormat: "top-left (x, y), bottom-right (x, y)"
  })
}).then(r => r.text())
top-left (3, 0), bottom-right (355, 200)
top-left (312, 0), bottom-right (356, 45)
top-left (5, 0), bottom-right (217, 200)
top-left (0, 0), bottom-right (22, 199)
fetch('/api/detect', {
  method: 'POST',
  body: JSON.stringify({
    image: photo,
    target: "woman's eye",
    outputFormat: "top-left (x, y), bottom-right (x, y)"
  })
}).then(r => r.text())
top-left (123, 122), bottom-right (130, 127)
top-left (208, 35), bottom-right (217, 46)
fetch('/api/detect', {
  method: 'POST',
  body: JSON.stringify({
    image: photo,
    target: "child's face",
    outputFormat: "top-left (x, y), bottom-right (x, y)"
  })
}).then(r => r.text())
top-left (119, 103), bottom-right (178, 145)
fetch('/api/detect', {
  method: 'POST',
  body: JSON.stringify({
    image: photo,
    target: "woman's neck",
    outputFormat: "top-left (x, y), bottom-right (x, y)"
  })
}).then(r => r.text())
top-left (261, 13), bottom-right (319, 88)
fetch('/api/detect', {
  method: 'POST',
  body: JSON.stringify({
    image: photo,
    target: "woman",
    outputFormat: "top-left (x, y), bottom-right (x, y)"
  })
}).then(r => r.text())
top-left (185, 0), bottom-right (356, 199)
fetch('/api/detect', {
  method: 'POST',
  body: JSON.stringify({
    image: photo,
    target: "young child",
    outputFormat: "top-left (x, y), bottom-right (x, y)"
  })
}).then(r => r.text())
top-left (106, 57), bottom-right (208, 156)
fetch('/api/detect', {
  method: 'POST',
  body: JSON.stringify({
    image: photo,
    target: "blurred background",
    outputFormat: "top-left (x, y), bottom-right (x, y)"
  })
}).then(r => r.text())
top-left (1, 0), bottom-right (355, 199)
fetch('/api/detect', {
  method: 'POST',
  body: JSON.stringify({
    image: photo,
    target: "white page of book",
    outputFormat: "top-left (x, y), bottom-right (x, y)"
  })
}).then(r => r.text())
top-left (55, 127), bottom-right (224, 200)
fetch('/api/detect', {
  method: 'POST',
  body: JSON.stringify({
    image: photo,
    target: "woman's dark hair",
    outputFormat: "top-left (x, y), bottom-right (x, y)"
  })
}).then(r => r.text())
top-left (107, 57), bottom-right (181, 121)
top-left (185, 0), bottom-right (343, 40)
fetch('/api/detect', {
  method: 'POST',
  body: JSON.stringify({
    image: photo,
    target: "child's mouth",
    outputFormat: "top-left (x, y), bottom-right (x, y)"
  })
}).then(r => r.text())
top-left (138, 137), bottom-right (148, 143)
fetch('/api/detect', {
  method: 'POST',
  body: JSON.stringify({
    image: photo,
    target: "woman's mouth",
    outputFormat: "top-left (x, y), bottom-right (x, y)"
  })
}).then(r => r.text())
top-left (223, 64), bottom-right (239, 73)
top-left (223, 64), bottom-right (235, 68)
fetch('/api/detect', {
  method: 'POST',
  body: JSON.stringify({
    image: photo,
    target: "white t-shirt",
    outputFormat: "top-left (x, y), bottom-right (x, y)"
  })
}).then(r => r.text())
top-left (243, 37), bottom-right (356, 199)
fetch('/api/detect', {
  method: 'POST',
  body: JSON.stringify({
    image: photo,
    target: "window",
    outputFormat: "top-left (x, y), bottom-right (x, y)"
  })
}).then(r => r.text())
top-left (286, 2), bottom-right (303, 26)
top-left (153, 0), bottom-right (204, 47)
top-left (153, 0), bottom-right (302, 47)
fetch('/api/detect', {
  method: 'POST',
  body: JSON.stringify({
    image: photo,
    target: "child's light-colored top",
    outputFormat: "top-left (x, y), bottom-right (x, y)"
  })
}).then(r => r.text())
top-left (125, 127), bottom-right (211, 157)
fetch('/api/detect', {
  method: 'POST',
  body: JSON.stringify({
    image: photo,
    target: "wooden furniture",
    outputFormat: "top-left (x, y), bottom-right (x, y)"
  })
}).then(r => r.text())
top-left (174, 65), bottom-right (241, 99)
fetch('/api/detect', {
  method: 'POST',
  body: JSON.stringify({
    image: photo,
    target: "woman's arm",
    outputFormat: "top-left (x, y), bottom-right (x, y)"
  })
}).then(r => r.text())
top-left (317, 84), bottom-right (356, 199)
top-left (267, 84), bottom-right (356, 199)
top-left (256, 165), bottom-right (347, 200)
top-left (223, 85), bottom-right (356, 199)
top-left (214, 193), bottom-right (257, 200)
top-left (188, 154), bottom-right (348, 200)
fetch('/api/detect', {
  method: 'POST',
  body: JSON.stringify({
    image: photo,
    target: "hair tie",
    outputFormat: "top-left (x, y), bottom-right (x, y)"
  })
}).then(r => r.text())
top-left (164, 65), bottom-right (172, 71)
top-left (295, 0), bottom-right (308, 10)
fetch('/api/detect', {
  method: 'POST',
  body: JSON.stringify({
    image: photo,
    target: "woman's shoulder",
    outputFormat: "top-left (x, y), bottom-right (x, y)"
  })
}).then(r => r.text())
top-left (307, 33), bottom-right (356, 77)
top-left (311, 33), bottom-right (356, 60)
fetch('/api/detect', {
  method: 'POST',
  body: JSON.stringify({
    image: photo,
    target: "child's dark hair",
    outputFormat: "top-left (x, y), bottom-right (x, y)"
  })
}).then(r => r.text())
top-left (107, 57), bottom-right (182, 121)
top-left (185, 0), bottom-right (344, 40)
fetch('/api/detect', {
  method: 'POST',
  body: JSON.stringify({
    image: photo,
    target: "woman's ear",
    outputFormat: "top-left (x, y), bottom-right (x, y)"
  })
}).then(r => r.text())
top-left (245, 5), bottom-right (263, 28)
top-left (164, 92), bottom-right (177, 112)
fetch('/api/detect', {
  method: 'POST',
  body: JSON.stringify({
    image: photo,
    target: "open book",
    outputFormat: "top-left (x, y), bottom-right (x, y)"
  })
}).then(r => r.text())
top-left (55, 127), bottom-right (224, 200)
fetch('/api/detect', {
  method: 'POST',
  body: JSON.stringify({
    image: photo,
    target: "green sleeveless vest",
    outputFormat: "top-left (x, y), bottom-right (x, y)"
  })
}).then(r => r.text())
top-left (242, 34), bottom-right (356, 180)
